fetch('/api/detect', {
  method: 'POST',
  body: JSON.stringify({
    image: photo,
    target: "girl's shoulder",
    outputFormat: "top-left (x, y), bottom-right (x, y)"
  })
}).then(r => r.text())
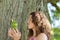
top-left (28, 36), bottom-right (36, 40)
top-left (36, 33), bottom-right (48, 40)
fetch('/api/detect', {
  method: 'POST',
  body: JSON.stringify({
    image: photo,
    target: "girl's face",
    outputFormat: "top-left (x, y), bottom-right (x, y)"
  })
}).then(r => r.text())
top-left (27, 15), bottom-right (35, 29)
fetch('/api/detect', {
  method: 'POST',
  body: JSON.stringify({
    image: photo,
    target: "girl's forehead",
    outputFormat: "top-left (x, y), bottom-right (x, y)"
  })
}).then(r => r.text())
top-left (28, 15), bottom-right (32, 20)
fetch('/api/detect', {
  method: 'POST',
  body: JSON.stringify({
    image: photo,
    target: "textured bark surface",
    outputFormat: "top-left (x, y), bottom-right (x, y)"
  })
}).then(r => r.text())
top-left (0, 0), bottom-right (49, 40)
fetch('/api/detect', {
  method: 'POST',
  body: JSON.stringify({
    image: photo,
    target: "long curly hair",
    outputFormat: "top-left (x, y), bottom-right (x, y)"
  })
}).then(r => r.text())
top-left (28, 11), bottom-right (51, 40)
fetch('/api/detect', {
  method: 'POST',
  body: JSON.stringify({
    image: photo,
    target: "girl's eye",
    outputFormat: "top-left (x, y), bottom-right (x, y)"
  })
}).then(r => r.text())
top-left (27, 23), bottom-right (28, 25)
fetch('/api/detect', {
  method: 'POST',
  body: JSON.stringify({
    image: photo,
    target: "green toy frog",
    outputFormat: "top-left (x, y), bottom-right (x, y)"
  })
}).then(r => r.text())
top-left (11, 19), bottom-right (18, 29)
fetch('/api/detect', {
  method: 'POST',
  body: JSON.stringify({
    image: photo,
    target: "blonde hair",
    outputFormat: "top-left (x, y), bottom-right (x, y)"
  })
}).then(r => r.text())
top-left (28, 11), bottom-right (51, 40)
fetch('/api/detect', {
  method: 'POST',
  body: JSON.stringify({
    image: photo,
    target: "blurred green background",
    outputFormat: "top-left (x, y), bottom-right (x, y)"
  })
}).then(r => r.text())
top-left (47, 0), bottom-right (60, 40)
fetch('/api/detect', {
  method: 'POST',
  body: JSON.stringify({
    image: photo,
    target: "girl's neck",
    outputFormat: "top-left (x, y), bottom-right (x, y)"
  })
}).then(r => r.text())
top-left (32, 27), bottom-right (36, 37)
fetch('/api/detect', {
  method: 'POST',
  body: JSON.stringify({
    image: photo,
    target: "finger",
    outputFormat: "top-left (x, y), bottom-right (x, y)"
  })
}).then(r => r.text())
top-left (8, 28), bottom-right (15, 36)
top-left (15, 29), bottom-right (21, 36)
top-left (16, 28), bottom-right (19, 33)
top-left (12, 28), bottom-right (16, 33)
top-left (9, 33), bottom-right (14, 38)
top-left (18, 32), bottom-right (21, 37)
top-left (8, 28), bottom-right (13, 37)
top-left (8, 28), bottom-right (11, 36)
top-left (16, 29), bottom-right (21, 35)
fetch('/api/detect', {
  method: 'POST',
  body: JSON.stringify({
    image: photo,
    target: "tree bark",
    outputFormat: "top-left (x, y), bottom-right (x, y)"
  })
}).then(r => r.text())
top-left (0, 0), bottom-right (50, 40)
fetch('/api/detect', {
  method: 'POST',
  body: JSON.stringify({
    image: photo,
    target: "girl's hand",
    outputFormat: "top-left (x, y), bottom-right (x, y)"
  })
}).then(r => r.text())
top-left (8, 28), bottom-right (21, 40)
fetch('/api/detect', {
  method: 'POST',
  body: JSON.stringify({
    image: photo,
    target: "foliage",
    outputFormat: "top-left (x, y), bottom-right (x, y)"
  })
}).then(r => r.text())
top-left (52, 28), bottom-right (60, 40)
top-left (52, 10), bottom-right (60, 20)
top-left (49, 0), bottom-right (60, 20)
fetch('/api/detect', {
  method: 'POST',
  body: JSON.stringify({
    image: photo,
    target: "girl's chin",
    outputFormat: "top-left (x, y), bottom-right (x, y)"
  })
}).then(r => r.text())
top-left (28, 27), bottom-right (32, 29)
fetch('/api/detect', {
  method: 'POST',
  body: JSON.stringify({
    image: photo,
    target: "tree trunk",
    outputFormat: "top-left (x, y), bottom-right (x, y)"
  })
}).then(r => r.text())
top-left (0, 0), bottom-right (49, 40)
